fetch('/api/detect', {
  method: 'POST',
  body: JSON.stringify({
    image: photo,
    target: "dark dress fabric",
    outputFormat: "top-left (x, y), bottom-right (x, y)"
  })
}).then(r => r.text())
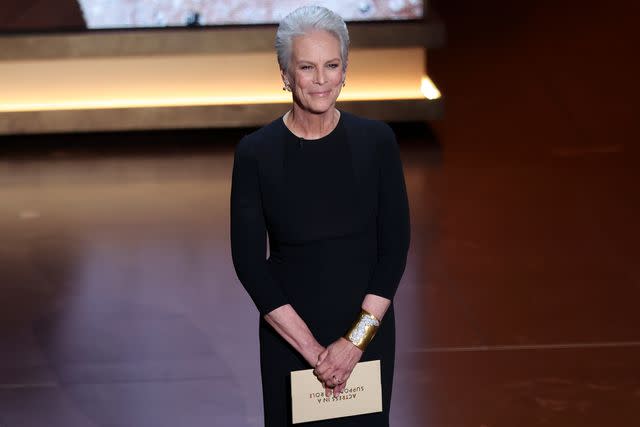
top-left (230, 111), bottom-right (410, 426)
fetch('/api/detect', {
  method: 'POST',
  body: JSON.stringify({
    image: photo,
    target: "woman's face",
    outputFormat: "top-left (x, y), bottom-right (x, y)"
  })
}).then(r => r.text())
top-left (283, 30), bottom-right (346, 114)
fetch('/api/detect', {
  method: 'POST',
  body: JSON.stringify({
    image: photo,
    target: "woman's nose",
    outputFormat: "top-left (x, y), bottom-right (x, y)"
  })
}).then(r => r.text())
top-left (314, 68), bottom-right (326, 84)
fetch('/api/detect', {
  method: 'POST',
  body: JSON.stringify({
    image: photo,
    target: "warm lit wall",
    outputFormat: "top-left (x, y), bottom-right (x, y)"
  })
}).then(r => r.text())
top-left (0, 48), bottom-right (426, 112)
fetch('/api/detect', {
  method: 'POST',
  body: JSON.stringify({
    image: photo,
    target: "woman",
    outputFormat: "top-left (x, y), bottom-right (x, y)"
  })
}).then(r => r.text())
top-left (230, 6), bottom-right (410, 426)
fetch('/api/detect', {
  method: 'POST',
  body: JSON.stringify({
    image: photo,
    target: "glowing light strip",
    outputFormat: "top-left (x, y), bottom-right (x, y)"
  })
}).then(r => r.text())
top-left (0, 77), bottom-right (441, 113)
top-left (421, 76), bottom-right (442, 100)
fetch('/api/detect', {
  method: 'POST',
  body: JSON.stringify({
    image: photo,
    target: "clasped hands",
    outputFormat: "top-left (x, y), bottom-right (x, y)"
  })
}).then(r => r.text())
top-left (312, 337), bottom-right (363, 397)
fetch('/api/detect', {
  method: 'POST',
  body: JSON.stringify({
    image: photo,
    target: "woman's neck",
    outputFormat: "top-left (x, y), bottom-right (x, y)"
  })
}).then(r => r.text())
top-left (285, 106), bottom-right (340, 140)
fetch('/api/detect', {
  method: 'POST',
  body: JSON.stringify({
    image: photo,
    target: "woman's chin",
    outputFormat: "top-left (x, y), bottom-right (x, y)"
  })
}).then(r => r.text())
top-left (303, 100), bottom-right (338, 115)
top-left (292, 91), bottom-right (342, 115)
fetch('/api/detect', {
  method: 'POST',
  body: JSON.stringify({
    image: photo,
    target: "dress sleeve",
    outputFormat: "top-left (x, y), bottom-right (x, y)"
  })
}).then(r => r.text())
top-left (230, 137), bottom-right (289, 317)
top-left (365, 123), bottom-right (411, 301)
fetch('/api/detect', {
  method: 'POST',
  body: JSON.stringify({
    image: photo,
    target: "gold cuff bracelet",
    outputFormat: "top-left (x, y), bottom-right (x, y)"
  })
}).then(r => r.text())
top-left (344, 309), bottom-right (380, 351)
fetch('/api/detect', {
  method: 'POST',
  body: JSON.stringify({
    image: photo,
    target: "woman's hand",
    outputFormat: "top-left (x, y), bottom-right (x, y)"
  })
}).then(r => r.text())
top-left (313, 337), bottom-right (363, 397)
top-left (301, 342), bottom-right (327, 369)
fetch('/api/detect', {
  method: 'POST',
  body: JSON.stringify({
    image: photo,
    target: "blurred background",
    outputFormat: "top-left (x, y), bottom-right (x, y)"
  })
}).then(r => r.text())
top-left (0, 0), bottom-right (638, 426)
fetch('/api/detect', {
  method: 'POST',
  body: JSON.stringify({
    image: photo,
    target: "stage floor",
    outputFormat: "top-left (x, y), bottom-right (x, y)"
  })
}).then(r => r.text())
top-left (0, 112), bottom-right (638, 426)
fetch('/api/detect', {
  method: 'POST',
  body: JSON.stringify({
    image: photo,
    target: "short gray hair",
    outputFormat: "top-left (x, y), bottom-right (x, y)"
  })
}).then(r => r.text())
top-left (275, 6), bottom-right (350, 73)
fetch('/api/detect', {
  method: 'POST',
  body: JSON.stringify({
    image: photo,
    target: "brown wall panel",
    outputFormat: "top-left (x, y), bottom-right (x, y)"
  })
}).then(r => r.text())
top-left (0, 0), bottom-right (85, 32)
top-left (429, 0), bottom-right (637, 151)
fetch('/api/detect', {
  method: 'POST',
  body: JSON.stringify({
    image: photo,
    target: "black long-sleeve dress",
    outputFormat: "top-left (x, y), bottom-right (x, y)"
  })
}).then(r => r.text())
top-left (230, 110), bottom-right (410, 426)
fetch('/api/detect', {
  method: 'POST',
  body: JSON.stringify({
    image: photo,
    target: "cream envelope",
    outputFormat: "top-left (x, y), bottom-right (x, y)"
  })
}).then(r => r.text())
top-left (290, 359), bottom-right (383, 424)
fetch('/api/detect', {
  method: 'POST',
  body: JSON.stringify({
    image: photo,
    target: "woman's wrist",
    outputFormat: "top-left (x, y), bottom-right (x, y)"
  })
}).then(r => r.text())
top-left (302, 341), bottom-right (325, 366)
top-left (362, 294), bottom-right (390, 321)
top-left (339, 337), bottom-right (364, 355)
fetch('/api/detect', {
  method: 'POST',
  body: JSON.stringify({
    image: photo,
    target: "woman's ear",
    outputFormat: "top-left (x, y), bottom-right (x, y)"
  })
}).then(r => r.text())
top-left (280, 68), bottom-right (291, 91)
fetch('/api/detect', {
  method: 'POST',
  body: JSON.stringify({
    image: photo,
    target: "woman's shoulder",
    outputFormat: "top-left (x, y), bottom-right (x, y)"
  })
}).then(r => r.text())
top-left (340, 110), bottom-right (396, 144)
top-left (236, 116), bottom-right (285, 156)
top-left (340, 110), bottom-right (381, 127)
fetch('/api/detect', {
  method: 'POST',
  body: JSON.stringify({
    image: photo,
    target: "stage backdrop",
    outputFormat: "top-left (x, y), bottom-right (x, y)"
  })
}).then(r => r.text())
top-left (0, 0), bottom-right (442, 135)
top-left (1, 0), bottom-right (424, 32)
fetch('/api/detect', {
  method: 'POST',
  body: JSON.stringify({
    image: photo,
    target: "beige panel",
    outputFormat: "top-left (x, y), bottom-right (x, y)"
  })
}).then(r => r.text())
top-left (0, 48), bottom-right (426, 112)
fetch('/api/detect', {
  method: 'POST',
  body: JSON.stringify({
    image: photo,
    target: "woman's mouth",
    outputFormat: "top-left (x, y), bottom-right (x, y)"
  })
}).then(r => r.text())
top-left (309, 90), bottom-right (331, 97)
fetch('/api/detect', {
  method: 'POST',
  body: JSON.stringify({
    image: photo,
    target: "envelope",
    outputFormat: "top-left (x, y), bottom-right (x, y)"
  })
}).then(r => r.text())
top-left (290, 359), bottom-right (383, 424)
